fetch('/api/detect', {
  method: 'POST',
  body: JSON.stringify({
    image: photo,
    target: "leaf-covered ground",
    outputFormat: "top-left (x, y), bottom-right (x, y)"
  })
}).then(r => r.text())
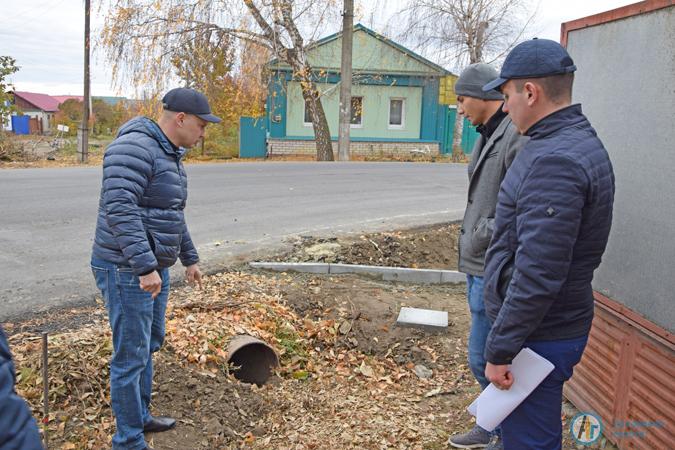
top-left (9, 269), bottom-right (477, 449)
top-left (6, 224), bottom-right (616, 449)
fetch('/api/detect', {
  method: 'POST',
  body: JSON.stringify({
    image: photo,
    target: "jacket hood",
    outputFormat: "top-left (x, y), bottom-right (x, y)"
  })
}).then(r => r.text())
top-left (116, 116), bottom-right (186, 158)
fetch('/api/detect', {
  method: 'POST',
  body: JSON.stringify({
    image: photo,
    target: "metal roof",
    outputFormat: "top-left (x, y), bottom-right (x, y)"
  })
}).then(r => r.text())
top-left (52, 95), bottom-right (84, 104)
top-left (12, 91), bottom-right (60, 112)
top-left (268, 23), bottom-right (453, 76)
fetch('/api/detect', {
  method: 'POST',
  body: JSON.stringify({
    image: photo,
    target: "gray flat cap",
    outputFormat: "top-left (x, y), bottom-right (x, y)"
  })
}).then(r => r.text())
top-left (454, 63), bottom-right (503, 101)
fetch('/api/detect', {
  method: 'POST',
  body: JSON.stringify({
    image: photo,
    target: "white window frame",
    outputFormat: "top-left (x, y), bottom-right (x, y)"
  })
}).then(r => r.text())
top-left (388, 97), bottom-right (405, 129)
top-left (350, 96), bottom-right (363, 128)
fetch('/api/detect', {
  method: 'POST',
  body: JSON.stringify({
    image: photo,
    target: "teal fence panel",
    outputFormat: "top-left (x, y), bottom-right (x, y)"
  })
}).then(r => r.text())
top-left (442, 107), bottom-right (480, 155)
top-left (239, 116), bottom-right (267, 158)
top-left (442, 108), bottom-right (456, 154)
top-left (461, 118), bottom-right (479, 154)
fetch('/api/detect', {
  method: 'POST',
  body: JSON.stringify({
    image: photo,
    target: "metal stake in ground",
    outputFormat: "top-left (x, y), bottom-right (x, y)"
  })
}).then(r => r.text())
top-left (42, 331), bottom-right (49, 449)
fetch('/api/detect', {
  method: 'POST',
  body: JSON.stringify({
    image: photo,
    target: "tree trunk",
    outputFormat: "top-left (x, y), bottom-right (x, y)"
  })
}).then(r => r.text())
top-left (451, 108), bottom-right (464, 162)
top-left (312, 102), bottom-right (334, 161)
top-left (474, 22), bottom-right (489, 63)
top-left (453, 24), bottom-right (487, 162)
top-left (300, 79), bottom-right (334, 161)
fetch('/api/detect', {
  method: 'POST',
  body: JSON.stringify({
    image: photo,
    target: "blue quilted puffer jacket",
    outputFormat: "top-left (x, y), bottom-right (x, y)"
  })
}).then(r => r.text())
top-left (92, 117), bottom-right (199, 275)
top-left (483, 105), bottom-right (615, 365)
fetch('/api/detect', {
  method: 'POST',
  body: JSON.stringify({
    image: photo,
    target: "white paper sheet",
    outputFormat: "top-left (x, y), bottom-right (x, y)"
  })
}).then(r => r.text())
top-left (467, 347), bottom-right (555, 431)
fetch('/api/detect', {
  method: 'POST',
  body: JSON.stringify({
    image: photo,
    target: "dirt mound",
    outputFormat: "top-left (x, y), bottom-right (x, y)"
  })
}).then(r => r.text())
top-left (279, 222), bottom-right (461, 269)
top-left (277, 272), bottom-right (469, 363)
top-left (151, 356), bottom-right (270, 449)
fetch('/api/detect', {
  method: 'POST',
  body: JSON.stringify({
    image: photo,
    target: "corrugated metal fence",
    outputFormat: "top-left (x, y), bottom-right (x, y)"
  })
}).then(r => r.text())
top-left (565, 294), bottom-right (674, 449)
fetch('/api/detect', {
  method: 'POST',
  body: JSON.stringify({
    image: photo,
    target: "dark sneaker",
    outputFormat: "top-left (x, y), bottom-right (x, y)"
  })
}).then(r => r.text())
top-left (143, 416), bottom-right (176, 433)
top-left (447, 424), bottom-right (491, 448)
top-left (485, 435), bottom-right (504, 450)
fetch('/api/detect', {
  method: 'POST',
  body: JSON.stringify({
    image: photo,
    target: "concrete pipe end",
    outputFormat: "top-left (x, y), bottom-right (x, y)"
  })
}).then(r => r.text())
top-left (226, 335), bottom-right (280, 386)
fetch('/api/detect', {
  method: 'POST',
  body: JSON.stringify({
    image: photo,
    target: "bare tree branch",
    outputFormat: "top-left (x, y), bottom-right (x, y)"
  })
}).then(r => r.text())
top-left (397, 0), bottom-right (536, 68)
top-left (100, 0), bottom-right (340, 160)
top-left (393, 0), bottom-right (536, 161)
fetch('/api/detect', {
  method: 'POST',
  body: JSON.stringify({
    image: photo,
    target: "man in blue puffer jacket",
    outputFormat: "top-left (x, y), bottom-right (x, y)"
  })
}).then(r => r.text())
top-left (91, 88), bottom-right (220, 450)
top-left (480, 39), bottom-right (615, 449)
top-left (0, 326), bottom-right (43, 450)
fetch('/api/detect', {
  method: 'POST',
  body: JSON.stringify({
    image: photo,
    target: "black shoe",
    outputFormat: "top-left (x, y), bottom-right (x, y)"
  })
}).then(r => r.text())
top-left (144, 416), bottom-right (176, 433)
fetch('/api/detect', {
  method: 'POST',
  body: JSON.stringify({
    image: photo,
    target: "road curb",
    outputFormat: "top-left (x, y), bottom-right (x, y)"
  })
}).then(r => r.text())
top-left (248, 262), bottom-right (330, 274)
top-left (248, 262), bottom-right (465, 284)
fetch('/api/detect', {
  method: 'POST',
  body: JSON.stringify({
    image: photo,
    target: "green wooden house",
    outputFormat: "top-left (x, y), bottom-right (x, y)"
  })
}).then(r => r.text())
top-left (239, 24), bottom-right (478, 158)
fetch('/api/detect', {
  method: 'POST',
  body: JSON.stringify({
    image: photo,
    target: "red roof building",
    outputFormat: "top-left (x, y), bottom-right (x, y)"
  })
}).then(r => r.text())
top-left (11, 91), bottom-right (62, 134)
top-left (12, 91), bottom-right (60, 112)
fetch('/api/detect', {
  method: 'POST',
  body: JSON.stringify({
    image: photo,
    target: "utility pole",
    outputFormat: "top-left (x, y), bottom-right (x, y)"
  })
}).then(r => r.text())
top-left (337, 0), bottom-right (353, 161)
top-left (78, 0), bottom-right (90, 163)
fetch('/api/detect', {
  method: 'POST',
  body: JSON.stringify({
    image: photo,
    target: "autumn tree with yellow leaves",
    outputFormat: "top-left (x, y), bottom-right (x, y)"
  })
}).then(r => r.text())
top-left (101, 0), bottom-right (340, 161)
top-left (169, 29), bottom-right (269, 157)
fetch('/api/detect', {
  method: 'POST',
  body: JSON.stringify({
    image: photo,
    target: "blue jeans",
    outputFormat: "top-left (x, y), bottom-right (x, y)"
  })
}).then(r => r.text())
top-left (91, 258), bottom-right (170, 450)
top-left (467, 275), bottom-right (501, 437)
top-left (466, 275), bottom-right (490, 390)
top-left (501, 336), bottom-right (588, 450)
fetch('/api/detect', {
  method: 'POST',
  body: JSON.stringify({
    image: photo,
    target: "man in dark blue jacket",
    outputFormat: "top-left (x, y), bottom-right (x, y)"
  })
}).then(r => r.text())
top-left (0, 326), bottom-right (43, 450)
top-left (480, 39), bottom-right (615, 449)
top-left (91, 88), bottom-right (220, 450)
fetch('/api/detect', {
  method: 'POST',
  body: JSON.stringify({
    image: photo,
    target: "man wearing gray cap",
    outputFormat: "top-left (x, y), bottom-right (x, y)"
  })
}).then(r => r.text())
top-left (448, 63), bottom-right (527, 450)
top-left (91, 87), bottom-right (221, 450)
top-left (481, 39), bottom-right (614, 449)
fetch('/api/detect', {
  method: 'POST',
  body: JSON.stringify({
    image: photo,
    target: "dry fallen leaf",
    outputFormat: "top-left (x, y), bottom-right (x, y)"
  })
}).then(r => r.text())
top-left (359, 361), bottom-right (375, 378)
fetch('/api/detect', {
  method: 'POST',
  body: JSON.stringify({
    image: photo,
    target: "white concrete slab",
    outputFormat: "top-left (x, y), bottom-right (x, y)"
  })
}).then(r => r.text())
top-left (396, 306), bottom-right (448, 330)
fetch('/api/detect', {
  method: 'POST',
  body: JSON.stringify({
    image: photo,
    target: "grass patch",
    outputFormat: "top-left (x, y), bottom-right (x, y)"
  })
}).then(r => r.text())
top-left (275, 323), bottom-right (308, 363)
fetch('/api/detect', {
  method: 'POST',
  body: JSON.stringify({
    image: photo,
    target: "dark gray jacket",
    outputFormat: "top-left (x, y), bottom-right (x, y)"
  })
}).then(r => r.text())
top-left (458, 116), bottom-right (528, 276)
top-left (92, 117), bottom-right (199, 275)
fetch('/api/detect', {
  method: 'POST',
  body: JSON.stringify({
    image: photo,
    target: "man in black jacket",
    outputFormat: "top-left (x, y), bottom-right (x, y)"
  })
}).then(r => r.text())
top-left (0, 326), bottom-right (43, 450)
top-left (481, 39), bottom-right (615, 449)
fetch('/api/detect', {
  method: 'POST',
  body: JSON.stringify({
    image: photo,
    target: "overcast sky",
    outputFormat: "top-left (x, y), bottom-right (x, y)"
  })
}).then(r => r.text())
top-left (1, 0), bottom-right (636, 97)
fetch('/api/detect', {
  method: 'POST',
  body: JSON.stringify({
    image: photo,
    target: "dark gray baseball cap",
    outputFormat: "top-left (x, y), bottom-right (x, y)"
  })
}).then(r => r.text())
top-left (483, 38), bottom-right (577, 92)
top-left (162, 87), bottom-right (221, 123)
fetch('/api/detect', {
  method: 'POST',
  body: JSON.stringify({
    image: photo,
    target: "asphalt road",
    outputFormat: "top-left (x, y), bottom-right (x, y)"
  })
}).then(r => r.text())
top-left (0, 162), bottom-right (468, 321)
